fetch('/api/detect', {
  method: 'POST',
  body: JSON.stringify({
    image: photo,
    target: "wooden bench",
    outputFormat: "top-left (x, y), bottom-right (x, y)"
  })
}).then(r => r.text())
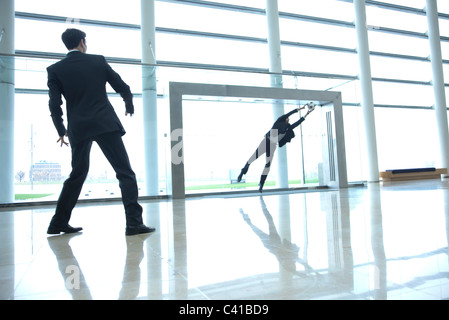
top-left (380, 168), bottom-right (448, 182)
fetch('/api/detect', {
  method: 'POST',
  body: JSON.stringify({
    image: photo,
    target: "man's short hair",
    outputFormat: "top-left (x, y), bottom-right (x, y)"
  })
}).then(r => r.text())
top-left (61, 28), bottom-right (86, 50)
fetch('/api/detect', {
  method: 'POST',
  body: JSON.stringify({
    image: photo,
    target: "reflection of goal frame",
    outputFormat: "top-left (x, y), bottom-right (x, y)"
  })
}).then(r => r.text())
top-left (168, 82), bottom-right (347, 199)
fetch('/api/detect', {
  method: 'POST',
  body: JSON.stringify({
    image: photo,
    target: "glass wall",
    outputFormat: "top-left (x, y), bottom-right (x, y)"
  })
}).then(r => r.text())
top-left (7, 0), bottom-right (449, 203)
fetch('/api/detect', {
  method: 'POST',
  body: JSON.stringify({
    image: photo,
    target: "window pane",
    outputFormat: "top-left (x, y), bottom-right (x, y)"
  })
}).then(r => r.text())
top-left (342, 106), bottom-right (364, 182)
top-left (181, 99), bottom-right (316, 192)
top-left (442, 64), bottom-right (449, 86)
top-left (14, 93), bottom-right (67, 201)
top-left (210, 0), bottom-right (265, 9)
top-left (378, 0), bottom-right (425, 9)
top-left (437, 0), bottom-right (449, 14)
top-left (370, 56), bottom-right (431, 82)
top-left (280, 19), bottom-right (357, 49)
top-left (156, 33), bottom-right (268, 68)
top-left (281, 46), bottom-right (358, 76)
top-left (368, 31), bottom-right (430, 57)
top-left (13, 93), bottom-right (145, 201)
top-left (155, 2), bottom-right (267, 38)
top-left (15, 0), bottom-right (141, 25)
top-left (366, 6), bottom-right (427, 33)
top-left (278, 0), bottom-right (355, 23)
top-left (438, 18), bottom-right (449, 61)
top-left (439, 17), bottom-right (449, 38)
top-left (182, 100), bottom-right (274, 192)
top-left (372, 82), bottom-right (432, 107)
top-left (282, 76), bottom-right (359, 104)
top-left (15, 19), bottom-right (141, 59)
top-left (299, 107), bottom-right (323, 185)
top-left (15, 57), bottom-right (51, 90)
top-left (375, 108), bottom-right (439, 170)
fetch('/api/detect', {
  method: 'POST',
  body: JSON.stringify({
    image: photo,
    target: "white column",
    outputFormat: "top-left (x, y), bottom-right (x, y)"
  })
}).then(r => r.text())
top-left (266, 0), bottom-right (288, 188)
top-left (141, 0), bottom-right (159, 195)
top-left (0, 0), bottom-right (15, 203)
top-left (426, 0), bottom-right (449, 173)
top-left (354, 0), bottom-right (379, 182)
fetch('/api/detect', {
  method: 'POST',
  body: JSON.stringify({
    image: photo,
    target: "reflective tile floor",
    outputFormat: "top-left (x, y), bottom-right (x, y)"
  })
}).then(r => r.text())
top-left (1, 180), bottom-right (448, 300)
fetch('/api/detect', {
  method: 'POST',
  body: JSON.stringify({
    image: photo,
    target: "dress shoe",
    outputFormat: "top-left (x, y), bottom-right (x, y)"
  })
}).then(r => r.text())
top-left (237, 171), bottom-right (244, 183)
top-left (47, 224), bottom-right (83, 235)
top-left (126, 224), bottom-right (156, 236)
top-left (258, 175), bottom-right (267, 193)
top-left (237, 162), bottom-right (250, 182)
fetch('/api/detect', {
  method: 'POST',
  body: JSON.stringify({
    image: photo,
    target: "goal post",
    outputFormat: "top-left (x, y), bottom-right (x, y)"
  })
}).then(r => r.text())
top-left (168, 82), bottom-right (347, 199)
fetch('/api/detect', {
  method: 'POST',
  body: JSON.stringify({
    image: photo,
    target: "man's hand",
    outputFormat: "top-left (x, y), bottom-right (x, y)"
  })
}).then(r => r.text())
top-left (57, 134), bottom-right (69, 147)
top-left (125, 112), bottom-right (133, 117)
top-left (304, 108), bottom-right (315, 118)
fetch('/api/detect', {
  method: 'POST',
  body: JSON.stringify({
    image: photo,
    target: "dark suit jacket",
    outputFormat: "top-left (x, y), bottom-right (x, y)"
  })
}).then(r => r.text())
top-left (47, 51), bottom-right (134, 146)
top-left (266, 109), bottom-right (305, 147)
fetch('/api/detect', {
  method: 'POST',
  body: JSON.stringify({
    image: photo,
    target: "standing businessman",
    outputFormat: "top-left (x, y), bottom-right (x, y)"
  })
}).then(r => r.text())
top-left (46, 28), bottom-right (155, 236)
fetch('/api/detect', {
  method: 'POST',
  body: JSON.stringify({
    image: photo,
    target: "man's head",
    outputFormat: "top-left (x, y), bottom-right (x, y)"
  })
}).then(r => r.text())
top-left (61, 28), bottom-right (87, 52)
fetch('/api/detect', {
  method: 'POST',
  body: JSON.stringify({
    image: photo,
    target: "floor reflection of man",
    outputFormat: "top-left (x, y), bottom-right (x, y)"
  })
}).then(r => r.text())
top-left (118, 234), bottom-right (151, 299)
top-left (47, 233), bottom-right (92, 299)
top-left (239, 197), bottom-right (315, 277)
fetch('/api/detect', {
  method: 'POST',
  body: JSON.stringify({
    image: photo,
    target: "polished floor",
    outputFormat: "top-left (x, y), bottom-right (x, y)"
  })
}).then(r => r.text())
top-left (1, 180), bottom-right (448, 300)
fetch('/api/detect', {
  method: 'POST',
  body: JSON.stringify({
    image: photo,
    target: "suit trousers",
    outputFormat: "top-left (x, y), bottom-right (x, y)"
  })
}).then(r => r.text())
top-left (247, 136), bottom-right (278, 176)
top-left (50, 131), bottom-right (143, 228)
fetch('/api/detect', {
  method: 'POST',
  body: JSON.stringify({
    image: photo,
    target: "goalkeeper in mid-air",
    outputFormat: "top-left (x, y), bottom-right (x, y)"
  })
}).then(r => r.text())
top-left (237, 102), bottom-right (316, 192)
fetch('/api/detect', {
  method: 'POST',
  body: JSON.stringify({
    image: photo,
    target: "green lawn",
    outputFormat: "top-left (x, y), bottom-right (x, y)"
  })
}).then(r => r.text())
top-left (15, 194), bottom-right (54, 201)
top-left (14, 179), bottom-right (318, 199)
top-left (185, 181), bottom-right (276, 191)
top-left (185, 179), bottom-right (310, 191)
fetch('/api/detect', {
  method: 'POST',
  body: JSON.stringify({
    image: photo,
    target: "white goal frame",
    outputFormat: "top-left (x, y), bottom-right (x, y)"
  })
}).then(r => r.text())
top-left (168, 82), bottom-right (347, 199)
